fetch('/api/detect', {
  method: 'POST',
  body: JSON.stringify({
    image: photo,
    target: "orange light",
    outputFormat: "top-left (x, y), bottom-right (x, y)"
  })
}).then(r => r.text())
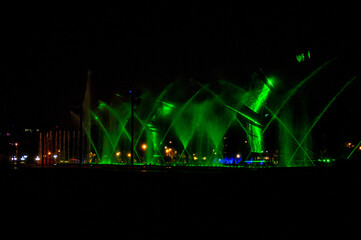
top-left (48, 152), bottom-right (51, 155)
top-left (141, 144), bottom-right (147, 150)
top-left (116, 152), bottom-right (121, 156)
top-left (127, 153), bottom-right (131, 158)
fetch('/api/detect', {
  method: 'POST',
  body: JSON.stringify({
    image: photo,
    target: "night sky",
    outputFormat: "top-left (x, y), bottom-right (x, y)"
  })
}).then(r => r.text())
top-left (1, 2), bottom-right (360, 129)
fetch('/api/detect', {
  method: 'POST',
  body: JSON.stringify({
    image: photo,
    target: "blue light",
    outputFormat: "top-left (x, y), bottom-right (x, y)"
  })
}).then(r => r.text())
top-left (219, 156), bottom-right (243, 165)
top-left (246, 158), bottom-right (253, 164)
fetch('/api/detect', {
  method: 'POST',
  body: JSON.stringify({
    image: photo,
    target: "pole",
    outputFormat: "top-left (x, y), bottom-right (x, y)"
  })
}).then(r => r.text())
top-left (79, 105), bottom-right (83, 165)
top-left (130, 94), bottom-right (134, 168)
top-left (41, 131), bottom-right (44, 168)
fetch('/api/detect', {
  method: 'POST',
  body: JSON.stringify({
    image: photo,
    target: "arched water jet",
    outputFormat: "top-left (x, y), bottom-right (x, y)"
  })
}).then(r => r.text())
top-left (132, 84), bottom-right (174, 164)
top-left (262, 58), bottom-right (337, 136)
top-left (263, 105), bottom-right (313, 162)
top-left (133, 112), bottom-right (165, 164)
top-left (159, 83), bottom-right (211, 149)
top-left (216, 80), bottom-right (272, 159)
top-left (97, 101), bottom-right (132, 161)
top-left (287, 77), bottom-right (355, 165)
top-left (199, 82), bottom-right (258, 162)
top-left (91, 111), bottom-right (116, 164)
top-left (83, 58), bottom-right (348, 168)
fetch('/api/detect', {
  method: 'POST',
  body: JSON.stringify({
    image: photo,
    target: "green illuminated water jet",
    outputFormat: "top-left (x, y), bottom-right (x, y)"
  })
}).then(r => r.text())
top-left (262, 58), bottom-right (337, 136)
top-left (91, 111), bottom-right (117, 164)
top-left (247, 82), bottom-right (271, 154)
top-left (287, 77), bottom-right (355, 165)
top-left (347, 140), bottom-right (361, 160)
top-left (81, 61), bottom-right (351, 168)
top-left (96, 102), bottom-right (133, 163)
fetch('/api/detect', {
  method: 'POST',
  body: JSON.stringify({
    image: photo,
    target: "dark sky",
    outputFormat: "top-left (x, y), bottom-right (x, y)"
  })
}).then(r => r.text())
top-left (1, 2), bottom-right (360, 127)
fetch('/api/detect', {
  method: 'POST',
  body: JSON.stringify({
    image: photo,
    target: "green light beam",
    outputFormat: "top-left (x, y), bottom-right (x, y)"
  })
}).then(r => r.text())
top-left (288, 76), bottom-right (355, 165)
top-left (263, 105), bottom-right (312, 161)
top-left (98, 101), bottom-right (131, 140)
top-left (226, 105), bottom-right (263, 128)
top-left (91, 111), bottom-right (117, 164)
top-left (197, 82), bottom-right (261, 158)
top-left (347, 140), bottom-right (361, 160)
top-left (135, 83), bottom-right (174, 148)
top-left (159, 83), bottom-right (210, 145)
top-left (262, 58), bottom-right (338, 136)
top-left (82, 123), bottom-right (101, 163)
top-left (249, 82), bottom-right (271, 113)
top-left (96, 101), bottom-right (132, 161)
top-left (91, 111), bottom-right (115, 150)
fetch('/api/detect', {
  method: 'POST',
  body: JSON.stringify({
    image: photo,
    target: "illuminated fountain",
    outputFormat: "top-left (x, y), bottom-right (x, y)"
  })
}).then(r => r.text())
top-left (82, 59), bottom-right (356, 167)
